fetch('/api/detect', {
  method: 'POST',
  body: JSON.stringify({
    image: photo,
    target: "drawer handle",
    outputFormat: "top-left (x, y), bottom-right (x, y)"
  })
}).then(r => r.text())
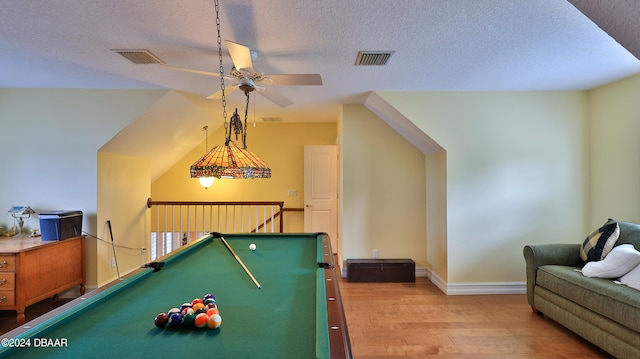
top-left (0, 261), bottom-right (7, 268)
top-left (0, 296), bottom-right (7, 303)
top-left (0, 279), bottom-right (7, 285)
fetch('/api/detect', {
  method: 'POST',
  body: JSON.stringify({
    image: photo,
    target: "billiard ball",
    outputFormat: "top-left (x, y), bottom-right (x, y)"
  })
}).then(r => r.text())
top-left (208, 314), bottom-right (222, 329)
top-left (181, 307), bottom-right (194, 316)
top-left (249, 243), bottom-right (256, 251)
top-left (180, 302), bottom-right (192, 311)
top-left (194, 313), bottom-right (209, 328)
top-left (204, 298), bottom-right (215, 306)
top-left (191, 298), bottom-right (204, 306)
top-left (192, 302), bottom-right (206, 311)
top-left (203, 293), bottom-right (215, 301)
top-left (168, 313), bottom-right (182, 328)
top-left (206, 307), bottom-right (219, 317)
top-left (182, 312), bottom-right (196, 327)
top-left (167, 307), bottom-right (180, 315)
top-left (154, 313), bottom-right (169, 328)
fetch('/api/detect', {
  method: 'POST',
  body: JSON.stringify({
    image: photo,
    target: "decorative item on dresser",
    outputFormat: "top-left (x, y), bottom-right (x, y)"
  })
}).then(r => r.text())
top-left (0, 235), bottom-right (85, 324)
top-left (6, 206), bottom-right (35, 236)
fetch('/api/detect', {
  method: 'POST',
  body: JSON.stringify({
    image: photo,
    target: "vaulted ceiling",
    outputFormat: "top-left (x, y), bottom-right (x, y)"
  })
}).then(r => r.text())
top-left (2, 0), bottom-right (639, 124)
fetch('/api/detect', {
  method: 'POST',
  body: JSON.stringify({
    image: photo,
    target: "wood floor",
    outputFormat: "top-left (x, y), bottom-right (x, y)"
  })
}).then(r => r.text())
top-left (0, 278), bottom-right (615, 358)
top-left (339, 277), bottom-right (614, 359)
top-left (0, 297), bottom-right (74, 335)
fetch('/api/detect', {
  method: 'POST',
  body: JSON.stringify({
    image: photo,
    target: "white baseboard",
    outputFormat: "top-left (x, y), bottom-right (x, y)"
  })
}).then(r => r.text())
top-left (415, 266), bottom-right (429, 278)
top-left (425, 267), bottom-right (526, 295)
top-left (444, 282), bottom-right (526, 295)
top-left (59, 285), bottom-right (98, 298)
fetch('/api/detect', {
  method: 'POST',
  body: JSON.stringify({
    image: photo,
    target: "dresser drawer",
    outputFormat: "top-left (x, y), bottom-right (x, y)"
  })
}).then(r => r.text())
top-left (0, 291), bottom-right (15, 307)
top-left (0, 255), bottom-right (16, 272)
top-left (0, 272), bottom-right (15, 290)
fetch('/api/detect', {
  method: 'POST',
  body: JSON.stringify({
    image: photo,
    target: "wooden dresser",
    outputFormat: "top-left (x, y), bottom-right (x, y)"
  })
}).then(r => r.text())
top-left (0, 235), bottom-right (85, 324)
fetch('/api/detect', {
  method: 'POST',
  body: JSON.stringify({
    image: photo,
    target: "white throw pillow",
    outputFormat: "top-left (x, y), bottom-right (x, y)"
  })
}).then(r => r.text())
top-left (581, 244), bottom-right (640, 278)
top-left (620, 263), bottom-right (640, 291)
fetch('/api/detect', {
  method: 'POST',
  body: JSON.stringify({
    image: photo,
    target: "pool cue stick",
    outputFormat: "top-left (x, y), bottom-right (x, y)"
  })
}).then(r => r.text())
top-left (107, 220), bottom-right (120, 279)
top-left (220, 236), bottom-right (261, 289)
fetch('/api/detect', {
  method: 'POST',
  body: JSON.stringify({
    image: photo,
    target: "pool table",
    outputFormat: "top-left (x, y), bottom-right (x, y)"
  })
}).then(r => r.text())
top-left (0, 232), bottom-right (352, 359)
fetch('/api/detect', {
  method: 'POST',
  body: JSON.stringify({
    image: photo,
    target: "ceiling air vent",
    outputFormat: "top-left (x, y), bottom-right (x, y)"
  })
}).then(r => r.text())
top-left (261, 117), bottom-right (283, 122)
top-left (354, 51), bottom-right (394, 66)
top-left (113, 49), bottom-right (164, 64)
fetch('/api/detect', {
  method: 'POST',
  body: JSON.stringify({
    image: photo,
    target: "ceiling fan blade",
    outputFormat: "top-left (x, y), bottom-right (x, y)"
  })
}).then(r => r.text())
top-left (161, 64), bottom-right (222, 78)
top-left (266, 74), bottom-right (323, 86)
top-left (258, 87), bottom-right (293, 107)
top-left (225, 40), bottom-right (253, 72)
top-left (206, 85), bottom-right (238, 100)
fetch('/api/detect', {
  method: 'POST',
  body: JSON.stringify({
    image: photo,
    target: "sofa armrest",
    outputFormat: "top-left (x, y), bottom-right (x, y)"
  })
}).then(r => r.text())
top-left (523, 244), bottom-right (582, 307)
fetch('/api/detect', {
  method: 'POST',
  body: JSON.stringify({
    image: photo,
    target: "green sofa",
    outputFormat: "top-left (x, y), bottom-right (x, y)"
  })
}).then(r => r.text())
top-left (524, 220), bottom-right (640, 358)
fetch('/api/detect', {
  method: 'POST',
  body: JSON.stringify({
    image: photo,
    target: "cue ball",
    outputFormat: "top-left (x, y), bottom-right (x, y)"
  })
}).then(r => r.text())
top-left (249, 243), bottom-right (257, 251)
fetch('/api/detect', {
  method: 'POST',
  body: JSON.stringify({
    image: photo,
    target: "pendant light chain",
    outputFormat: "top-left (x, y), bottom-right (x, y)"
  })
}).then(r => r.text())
top-left (214, 0), bottom-right (228, 137)
top-left (203, 125), bottom-right (209, 152)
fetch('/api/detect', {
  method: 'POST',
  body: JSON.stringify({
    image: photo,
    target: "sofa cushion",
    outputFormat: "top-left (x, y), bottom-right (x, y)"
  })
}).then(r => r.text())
top-left (537, 265), bottom-right (640, 332)
top-left (580, 222), bottom-right (620, 262)
top-left (582, 244), bottom-right (640, 278)
top-left (620, 263), bottom-right (640, 291)
top-left (609, 219), bottom-right (640, 251)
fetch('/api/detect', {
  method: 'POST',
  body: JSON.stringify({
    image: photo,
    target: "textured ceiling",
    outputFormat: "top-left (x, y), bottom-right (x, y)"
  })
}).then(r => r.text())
top-left (1, 0), bottom-right (640, 124)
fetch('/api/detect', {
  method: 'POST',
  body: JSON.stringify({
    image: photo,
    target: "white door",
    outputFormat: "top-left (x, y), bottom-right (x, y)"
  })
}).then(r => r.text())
top-left (304, 145), bottom-right (338, 253)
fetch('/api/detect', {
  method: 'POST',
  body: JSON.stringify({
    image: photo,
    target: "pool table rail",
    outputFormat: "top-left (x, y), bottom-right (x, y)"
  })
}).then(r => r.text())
top-left (320, 232), bottom-right (353, 359)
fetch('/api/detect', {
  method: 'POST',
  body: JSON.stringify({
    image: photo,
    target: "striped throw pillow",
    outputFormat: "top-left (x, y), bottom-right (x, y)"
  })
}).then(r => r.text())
top-left (580, 222), bottom-right (620, 262)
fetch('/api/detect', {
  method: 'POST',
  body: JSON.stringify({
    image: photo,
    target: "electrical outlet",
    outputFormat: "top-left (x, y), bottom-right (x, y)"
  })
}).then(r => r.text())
top-left (111, 258), bottom-right (116, 268)
top-left (372, 249), bottom-right (379, 259)
top-left (141, 248), bottom-right (146, 256)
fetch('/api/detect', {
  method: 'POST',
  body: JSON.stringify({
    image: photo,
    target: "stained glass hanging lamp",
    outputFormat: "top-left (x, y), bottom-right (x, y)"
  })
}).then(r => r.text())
top-left (190, 0), bottom-right (271, 187)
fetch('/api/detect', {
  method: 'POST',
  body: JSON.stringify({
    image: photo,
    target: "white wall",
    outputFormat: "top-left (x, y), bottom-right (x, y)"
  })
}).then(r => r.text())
top-left (96, 152), bottom-right (151, 285)
top-left (0, 88), bottom-right (167, 286)
top-left (588, 73), bottom-right (640, 226)
top-left (341, 105), bottom-right (427, 266)
top-left (425, 150), bottom-right (447, 281)
top-left (374, 91), bottom-right (589, 284)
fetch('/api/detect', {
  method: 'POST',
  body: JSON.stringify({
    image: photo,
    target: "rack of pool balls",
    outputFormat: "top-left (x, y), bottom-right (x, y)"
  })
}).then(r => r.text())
top-left (154, 294), bottom-right (222, 330)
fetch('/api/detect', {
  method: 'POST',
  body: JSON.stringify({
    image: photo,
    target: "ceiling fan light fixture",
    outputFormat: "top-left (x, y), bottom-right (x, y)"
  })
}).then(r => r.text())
top-left (239, 83), bottom-right (256, 93)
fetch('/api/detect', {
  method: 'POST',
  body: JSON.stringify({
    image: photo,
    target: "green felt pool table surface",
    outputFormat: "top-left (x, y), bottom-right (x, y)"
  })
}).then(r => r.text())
top-left (0, 233), bottom-right (351, 359)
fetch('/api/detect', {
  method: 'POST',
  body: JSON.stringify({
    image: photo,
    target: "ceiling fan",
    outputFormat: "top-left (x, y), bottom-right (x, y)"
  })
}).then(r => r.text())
top-left (163, 40), bottom-right (322, 107)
